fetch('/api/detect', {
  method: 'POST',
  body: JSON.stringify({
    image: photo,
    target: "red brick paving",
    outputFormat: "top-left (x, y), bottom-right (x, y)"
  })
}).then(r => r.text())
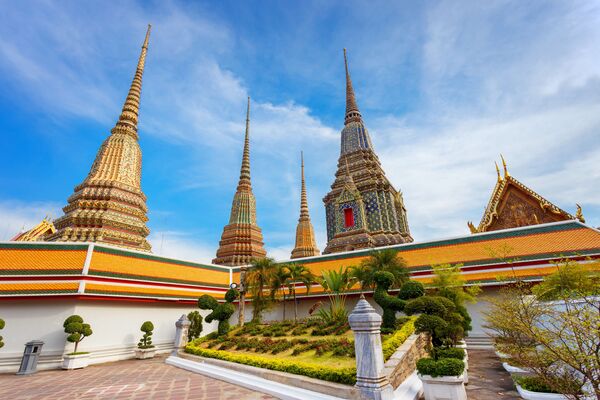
top-left (0, 355), bottom-right (275, 400)
top-left (466, 349), bottom-right (521, 400)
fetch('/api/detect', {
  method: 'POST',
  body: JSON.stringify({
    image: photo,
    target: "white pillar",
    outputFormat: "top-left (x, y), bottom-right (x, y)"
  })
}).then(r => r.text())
top-left (349, 295), bottom-right (394, 400)
top-left (173, 314), bottom-right (191, 355)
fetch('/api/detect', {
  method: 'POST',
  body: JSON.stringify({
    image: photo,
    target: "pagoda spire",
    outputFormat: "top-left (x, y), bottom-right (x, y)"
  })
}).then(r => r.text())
top-left (291, 152), bottom-right (320, 259)
top-left (344, 48), bottom-right (362, 125)
top-left (113, 24), bottom-right (151, 139)
top-left (213, 97), bottom-right (267, 266)
top-left (47, 26), bottom-right (153, 251)
top-left (237, 97), bottom-right (252, 190)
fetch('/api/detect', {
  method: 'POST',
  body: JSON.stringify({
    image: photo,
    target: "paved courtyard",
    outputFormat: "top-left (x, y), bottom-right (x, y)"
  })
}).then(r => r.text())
top-left (466, 349), bottom-right (521, 400)
top-left (0, 355), bottom-right (274, 400)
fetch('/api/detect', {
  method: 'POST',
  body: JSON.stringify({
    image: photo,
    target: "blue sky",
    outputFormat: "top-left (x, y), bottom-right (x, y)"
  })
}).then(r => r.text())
top-left (1, 1), bottom-right (599, 262)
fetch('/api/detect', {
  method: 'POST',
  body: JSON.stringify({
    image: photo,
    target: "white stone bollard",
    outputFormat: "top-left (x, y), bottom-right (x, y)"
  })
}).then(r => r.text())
top-left (173, 314), bottom-right (191, 355)
top-left (349, 295), bottom-right (395, 400)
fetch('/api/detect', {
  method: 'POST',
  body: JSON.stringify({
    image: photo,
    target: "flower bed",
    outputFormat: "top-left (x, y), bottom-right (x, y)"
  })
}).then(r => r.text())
top-left (185, 317), bottom-right (416, 384)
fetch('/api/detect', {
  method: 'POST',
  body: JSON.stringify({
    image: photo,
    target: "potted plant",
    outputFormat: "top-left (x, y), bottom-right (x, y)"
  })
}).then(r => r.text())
top-left (62, 315), bottom-right (93, 369)
top-left (514, 376), bottom-right (571, 400)
top-left (135, 321), bottom-right (156, 359)
top-left (435, 347), bottom-right (469, 384)
top-left (417, 357), bottom-right (467, 400)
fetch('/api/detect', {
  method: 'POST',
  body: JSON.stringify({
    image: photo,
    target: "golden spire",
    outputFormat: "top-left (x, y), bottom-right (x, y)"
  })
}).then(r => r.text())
top-left (291, 152), bottom-right (320, 259)
top-left (112, 24), bottom-right (151, 139)
top-left (500, 154), bottom-right (510, 177)
top-left (343, 48), bottom-right (362, 125)
top-left (237, 96), bottom-right (252, 191)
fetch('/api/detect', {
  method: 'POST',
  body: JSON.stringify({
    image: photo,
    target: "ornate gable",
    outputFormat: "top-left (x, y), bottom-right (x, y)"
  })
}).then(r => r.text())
top-left (469, 158), bottom-right (583, 233)
top-left (11, 218), bottom-right (56, 242)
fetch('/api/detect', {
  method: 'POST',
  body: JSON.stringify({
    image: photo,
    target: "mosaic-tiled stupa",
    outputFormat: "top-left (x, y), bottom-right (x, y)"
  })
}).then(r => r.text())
top-left (213, 98), bottom-right (267, 266)
top-left (47, 26), bottom-right (152, 251)
top-left (290, 152), bottom-right (320, 259)
top-left (322, 49), bottom-right (412, 254)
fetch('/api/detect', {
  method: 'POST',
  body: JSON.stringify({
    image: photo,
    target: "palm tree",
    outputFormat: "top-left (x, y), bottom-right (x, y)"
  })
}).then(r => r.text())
top-left (348, 263), bottom-right (374, 291)
top-left (270, 264), bottom-right (291, 321)
top-left (246, 257), bottom-right (278, 323)
top-left (360, 249), bottom-right (408, 288)
top-left (319, 267), bottom-right (354, 323)
top-left (286, 263), bottom-right (315, 323)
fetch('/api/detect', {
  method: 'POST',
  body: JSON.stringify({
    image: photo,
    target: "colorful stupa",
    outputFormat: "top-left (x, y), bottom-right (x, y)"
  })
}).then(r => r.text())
top-left (290, 152), bottom-right (320, 259)
top-left (468, 156), bottom-right (585, 233)
top-left (213, 98), bottom-right (267, 266)
top-left (46, 26), bottom-right (152, 251)
top-left (322, 49), bottom-right (412, 254)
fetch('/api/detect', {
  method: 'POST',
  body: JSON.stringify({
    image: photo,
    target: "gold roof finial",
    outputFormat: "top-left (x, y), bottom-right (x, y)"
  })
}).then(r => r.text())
top-left (467, 221), bottom-right (478, 234)
top-left (495, 161), bottom-right (502, 182)
top-left (576, 204), bottom-right (586, 223)
top-left (300, 151), bottom-right (309, 218)
top-left (500, 154), bottom-right (510, 178)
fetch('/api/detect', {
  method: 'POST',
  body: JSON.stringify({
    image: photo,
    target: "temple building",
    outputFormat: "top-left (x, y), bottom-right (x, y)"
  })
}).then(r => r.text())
top-left (46, 26), bottom-right (153, 251)
top-left (468, 156), bottom-right (585, 233)
top-left (213, 98), bottom-right (267, 266)
top-left (11, 217), bottom-right (56, 242)
top-left (322, 49), bottom-right (412, 254)
top-left (290, 152), bottom-right (320, 259)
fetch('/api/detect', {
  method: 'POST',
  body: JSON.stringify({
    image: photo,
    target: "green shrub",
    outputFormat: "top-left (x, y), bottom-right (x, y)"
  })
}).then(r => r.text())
top-left (198, 288), bottom-right (238, 336)
top-left (187, 311), bottom-right (203, 341)
top-left (404, 296), bottom-right (455, 317)
top-left (416, 357), bottom-right (464, 377)
top-left (434, 347), bottom-right (465, 360)
top-left (138, 321), bottom-right (154, 349)
top-left (0, 318), bottom-right (4, 349)
top-left (373, 272), bottom-right (406, 330)
top-left (515, 376), bottom-right (559, 394)
top-left (63, 315), bottom-right (93, 354)
top-left (398, 281), bottom-right (425, 300)
top-left (382, 317), bottom-right (416, 360)
top-left (185, 344), bottom-right (356, 384)
top-left (414, 314), bottom-right (447, 346)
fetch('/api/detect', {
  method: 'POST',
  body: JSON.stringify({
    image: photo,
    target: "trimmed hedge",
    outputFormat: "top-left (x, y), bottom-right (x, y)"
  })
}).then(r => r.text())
top-left (382, 316), bottom-right (416, 361)
top-left (435, 347), bottom-right (465, 360)
top-left (416, 357), bottom-right (464, 377)
top-left (515, 376), bottom-right (559, 394)
top-left (185, 345), bottom-right (356, 384)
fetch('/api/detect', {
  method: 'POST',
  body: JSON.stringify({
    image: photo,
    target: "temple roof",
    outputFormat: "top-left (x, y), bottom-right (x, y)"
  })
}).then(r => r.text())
top-left (470, 157), bottom-right (583, 233)
top-left (11, 218), bottom-right (56, 242)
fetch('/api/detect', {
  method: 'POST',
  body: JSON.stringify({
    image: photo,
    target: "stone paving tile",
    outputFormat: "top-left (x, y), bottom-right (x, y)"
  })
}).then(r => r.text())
top-left (0, 355), bottom-right (275, 400)
top-left (466, 349), bottom-right (522, 400)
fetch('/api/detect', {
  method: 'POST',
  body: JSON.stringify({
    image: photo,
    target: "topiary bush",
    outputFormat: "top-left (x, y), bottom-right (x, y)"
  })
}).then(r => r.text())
top-left (434, 347), bottom-right (465, 360)
top-left (0, 318), bottom-right (4, 349)
top-left (406, 295), bottom-right (466, 345)
top-left (414, 314), bottom-right (448, 346)
top-left (138, 321), bottom-right (154, 349)
top-left (373, 271), bottom-right (406, 331)
top-left (63, 315), bottom-right (92, 354)
top-left (398, 281), bottom-right (425, 300)
top-left (404, 296), bottom-right (455, 317)
top-left (198, 288), bottom-right (238, 336)
top-left (416, 357), bottom-right (464, 377)
top-left (187, 311), bottom-right (203, 341)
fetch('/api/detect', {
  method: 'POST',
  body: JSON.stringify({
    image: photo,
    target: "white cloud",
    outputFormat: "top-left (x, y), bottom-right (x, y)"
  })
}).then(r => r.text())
top-left (146, 230), bottom-right (216, 264)
top-left (0, 200), bottom-right (62, 241)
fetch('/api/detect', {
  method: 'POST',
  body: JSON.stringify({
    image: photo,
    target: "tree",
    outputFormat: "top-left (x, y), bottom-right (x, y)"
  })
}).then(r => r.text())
top-left (187, 311), bottom-right (203, 341)
top-left (0, 318), bottom-right (4, 349)
top-left (246, 257), bottom-right (278, 323)
top-left (270, 263), bottom-right (291, 321)
top-left (398, 281), bottom-right (425, 300)
top-left (532, 259), bottom-right (599, 301)
top-left (348, 264), bottom-right (374, 291)
top-left (360, 249), bottom-right (409, 288)
top-left (198, 288), bottom-right (238, 335)
top-left (63, 315), bottom-right (92, 353)
top-left (485, 261), bottom-right (600, 399)
top-left (287, 263), bottom-right (315, 323)
top-left (405, 296), bottom-right (465, 346)
top-left (138, 321), bottom-right (154, 349)
top-left (373, 271), bottom-right (406, 331)
top-left (319, 267), bottom-right (354, 324)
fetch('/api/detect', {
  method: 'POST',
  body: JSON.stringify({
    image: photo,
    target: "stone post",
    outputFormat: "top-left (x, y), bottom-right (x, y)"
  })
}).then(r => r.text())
top-left (349, 295), bottom-right (394, 400)
top-left (173, 314), bottom-right (191, 355)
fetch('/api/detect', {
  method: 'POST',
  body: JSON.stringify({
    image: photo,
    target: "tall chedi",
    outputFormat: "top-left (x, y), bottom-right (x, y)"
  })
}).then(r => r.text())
top-left (291, 152), bottom-right (320, 259)
top-left (213, 98), bottom-right (267, 266)
top-left (47, 26), bottom-right (152, 251)
top-left (322, 49), bottom-right (412, 254)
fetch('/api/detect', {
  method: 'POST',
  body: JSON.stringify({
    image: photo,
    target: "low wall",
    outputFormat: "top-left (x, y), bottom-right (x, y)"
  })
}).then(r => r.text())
top-left (0, 298), bottom-right (218, 373)
top-left (383, 333), bottom-right (429, 389)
